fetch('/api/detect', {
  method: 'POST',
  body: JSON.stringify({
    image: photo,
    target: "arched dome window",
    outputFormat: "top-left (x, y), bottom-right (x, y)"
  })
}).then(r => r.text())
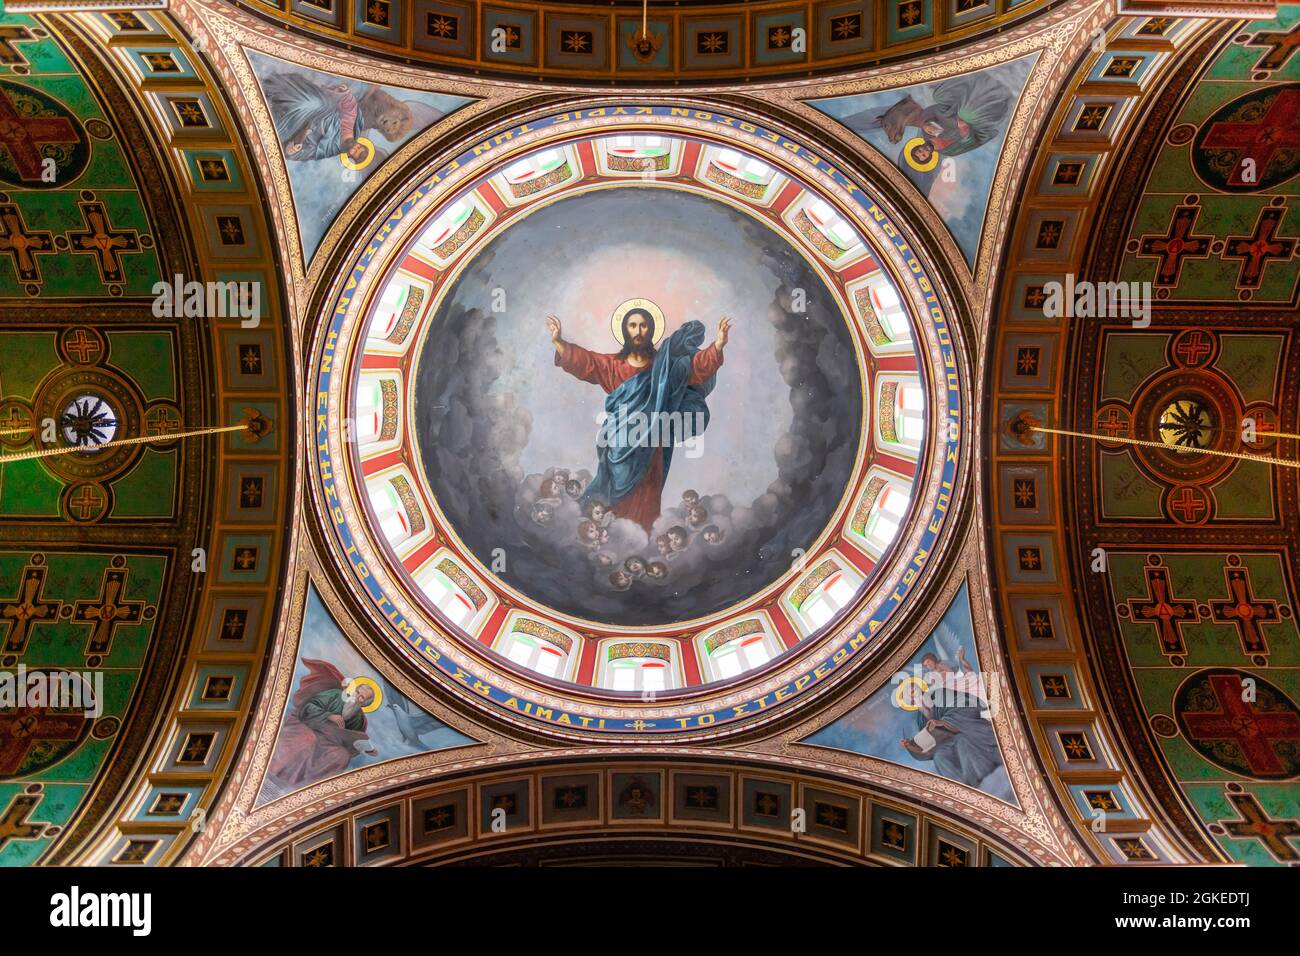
top-left (863, 480), bottom-right (911, 557)
top-left (787, 556), bottom-right (863, 632)
top-left (710, 147), bottom-right (774, 185)
top-left (599, 641), bottom-right (677, 692)
top-left (499, 620), bottom-right (573, 679)
top-left (877, 375), bottom-right (925, 455)
top-left (699, 620), bottom-right (781, 681)
top-left (506, 148), bottom-right (565, 184)
top-left (413, 555), bottom-right (491, 630)
top-left (367, 478), bottom-right (414, 546)
top-left (807, 199), bottom-right (858, 252)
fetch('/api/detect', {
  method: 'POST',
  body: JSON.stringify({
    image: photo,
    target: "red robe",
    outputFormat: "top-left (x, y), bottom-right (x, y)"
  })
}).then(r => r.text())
top-left (267, 659), bottom-right (370, 789)
top-left (556, 342), bottom-right (723, 532)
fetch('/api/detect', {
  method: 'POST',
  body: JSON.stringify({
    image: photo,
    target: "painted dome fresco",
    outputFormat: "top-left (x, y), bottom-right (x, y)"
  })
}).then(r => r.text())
top-left (2, 0), bottom-right (1299, 910)
top-left (315, 112), bottom-right (961, 732)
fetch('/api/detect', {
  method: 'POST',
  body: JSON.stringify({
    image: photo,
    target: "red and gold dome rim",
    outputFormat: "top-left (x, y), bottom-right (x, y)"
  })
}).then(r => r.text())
top-left (310, 101), bottom-right (967, 739)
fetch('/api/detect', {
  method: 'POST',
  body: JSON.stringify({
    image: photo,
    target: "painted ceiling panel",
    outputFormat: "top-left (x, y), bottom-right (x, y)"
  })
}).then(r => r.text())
top-left (0, 0), bottom-right (1296, 881)
top-left (0, 13), bottom-right (204, 867)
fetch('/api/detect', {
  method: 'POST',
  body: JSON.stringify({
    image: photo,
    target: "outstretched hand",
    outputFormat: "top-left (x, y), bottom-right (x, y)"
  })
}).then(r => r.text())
top-left (716, 316), bottom-right (732, 352)
top-left (546, 314), bottom-right (563, 348)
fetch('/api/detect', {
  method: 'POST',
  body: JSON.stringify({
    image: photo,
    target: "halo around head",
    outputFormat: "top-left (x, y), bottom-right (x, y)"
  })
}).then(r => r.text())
top-left (340, 136), bottom-right (377, 171)
top-left (345, 676), bottom-right (383, 712)
top-left (903, 136), bottom-right (939, 173)
top-left (611, 298), bottom-right (666, 345)
top-left (893, 675), bottom-right (929, 712)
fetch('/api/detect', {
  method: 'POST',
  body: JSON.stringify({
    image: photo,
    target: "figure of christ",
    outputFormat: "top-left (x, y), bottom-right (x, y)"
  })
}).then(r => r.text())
top-left (547, 305), bottom-right (732, 534)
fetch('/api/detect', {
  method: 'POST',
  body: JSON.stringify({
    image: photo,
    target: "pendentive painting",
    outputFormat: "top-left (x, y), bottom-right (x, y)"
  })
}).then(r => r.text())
top-left (414, 187), bottom-right (865, 628)
top-left (246, 50), bottom-right (473, 262)
top-left (809, 55), bottom-right (1036, 267)
top-left (259, 586), bottom-right (473, 803)
top-left (803, 584), bottom-right (1014, 802)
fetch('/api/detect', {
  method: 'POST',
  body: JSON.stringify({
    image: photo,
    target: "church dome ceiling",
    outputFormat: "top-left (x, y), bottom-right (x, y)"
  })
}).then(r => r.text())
top-left (1, 0), bottom-right (1297, 881)
top-left (314, 106), bottom-right (966, 736)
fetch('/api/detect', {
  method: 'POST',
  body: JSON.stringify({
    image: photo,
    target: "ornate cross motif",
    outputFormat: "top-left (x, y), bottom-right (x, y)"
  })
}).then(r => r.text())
top-left (1246, 22), bottom-right (1300, 73)
top-left (0, 564), bottom-right (60, 655)
top-left (1220, 790), bottom-right (1300, 862)
top-left (1199, 87), bottom-right (1300, 189)
top-left (0, 793), bottom-right (46, 852)
top-left (0, 203), bottom-right (54, 283)
top-left (1208, 564), bottom-right (1279, 657)
top-left (1222, 206), bottom-right (1296, 289)
top-left (1173, 330), bottom-right (1214, 367)
top-left (0, 708), bottom-right (85, 777)
top-left (72, 566), bottom-right (145, 657)
top-left (0, 26), bottom-right (37, 68)
top-left (68, 484), bottom-right (106, 521)
top-left (1097, 407), bottom-right (1129, 438)
top-left (66, 201), bottom-right (141, 284)
top-left (1168, 486), bottom-right (1209, 523)
top-left (1180, 673), bottom-right (1300, 778)
top-left (1137, 205), bottom-right (1212, 286)
top-left (0, 81), bottom-right (78, 181)
top-left (62, 328), bottom-right (102, 364)
top-left (1127, 565), bottom-right (1198, 657)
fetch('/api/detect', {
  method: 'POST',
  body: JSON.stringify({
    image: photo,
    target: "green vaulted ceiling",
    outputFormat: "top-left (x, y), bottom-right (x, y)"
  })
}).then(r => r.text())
top-left (0, 7), bottom-right (291, 866)
top-left (0, 13), bottom-right (192, 864)
top-left (989, 5), bottom-right (1300, 866)
top-left (1073, 8), bottom-right (1300, 864)
top-left (1, 0), bottom-right (1298, 871)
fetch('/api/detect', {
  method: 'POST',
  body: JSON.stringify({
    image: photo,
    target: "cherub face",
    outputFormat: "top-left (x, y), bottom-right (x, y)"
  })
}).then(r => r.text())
top-left (565, 479), bottom-right (583, 499)
top-left (656, 535), bottom-right (671, 555)
top-left (578, 520), bottom-right (599, 543)
top-left (922, 654), bottom-right (951, 677)
top-left (682, 489), bottom-right (700, 507)
top-left (646, 561), bottom-right (668, 579)
top-left (668, 529), bottom-right (687, 550)
top-left (702, 526), bottom-right (723, 545)
top-left (609, 570), bottom-right (632, 590)
top-left (687, 505), bottom-right (708, 527)
top-left (624, 556), bottom-right (645, 576)
top-left (589, 503), bottom-right (609, 522)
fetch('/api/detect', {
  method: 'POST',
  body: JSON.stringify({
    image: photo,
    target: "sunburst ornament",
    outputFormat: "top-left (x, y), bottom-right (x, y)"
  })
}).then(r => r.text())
top-left (1158, 399), bottom-right (1214, 450)
top-left (59, 394), bottom-right (118, 449)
